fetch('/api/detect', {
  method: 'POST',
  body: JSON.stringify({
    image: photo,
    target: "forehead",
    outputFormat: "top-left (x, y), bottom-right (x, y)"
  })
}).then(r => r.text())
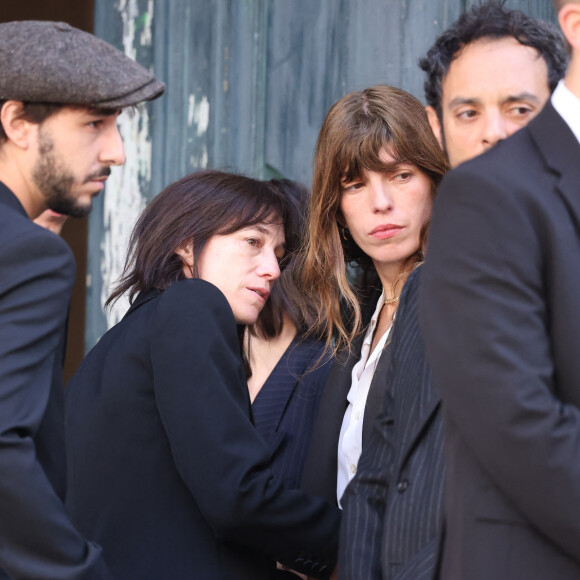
top-left (340, 144), bottom-right (401, 178)
top-left (441, 37), bottom-right (550, 106)
top-left (244, 220), bottom-right (285, 243)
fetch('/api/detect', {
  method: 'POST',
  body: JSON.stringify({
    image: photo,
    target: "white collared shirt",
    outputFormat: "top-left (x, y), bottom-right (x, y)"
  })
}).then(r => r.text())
top-left (552, 79), bottom-right (580, 145)
top-left (336, 290), bottom-right (393, 505)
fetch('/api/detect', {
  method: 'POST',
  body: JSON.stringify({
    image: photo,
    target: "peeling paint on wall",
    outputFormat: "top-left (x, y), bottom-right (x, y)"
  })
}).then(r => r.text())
top-left (187, 94), bottom-right (210, 168)
top-left (100, 109), bottom-right (151, 328)
top-left (99, 0), bottom-right (155, 328)
top-left (187, 94), bottom-right (210, 136)
top-left (118, 0), bottom-right (138, 59)
top-left (141, 0), bottom-right (154, 46)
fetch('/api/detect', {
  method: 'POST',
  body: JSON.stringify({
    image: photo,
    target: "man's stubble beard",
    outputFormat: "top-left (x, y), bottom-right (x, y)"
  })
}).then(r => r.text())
top-left (32, 127), bottom-right (92, 219)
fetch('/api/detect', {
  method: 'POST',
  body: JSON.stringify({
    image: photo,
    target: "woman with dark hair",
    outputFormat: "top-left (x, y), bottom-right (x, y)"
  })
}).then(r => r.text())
top-left (64, 170), bottom-right (340, 580)
top-left (299, 85), bottom-right (449, 578)
top-left (247, 179), bottom-right (332, 496)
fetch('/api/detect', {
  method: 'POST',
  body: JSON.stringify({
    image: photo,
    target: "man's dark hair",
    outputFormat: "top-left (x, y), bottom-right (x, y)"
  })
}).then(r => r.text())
top-left (0, 101), bottom-right (121, 143)
top-left (419, 0), bottom-right (568, 116)
top-left (0, 100), bottom-right (64, 143)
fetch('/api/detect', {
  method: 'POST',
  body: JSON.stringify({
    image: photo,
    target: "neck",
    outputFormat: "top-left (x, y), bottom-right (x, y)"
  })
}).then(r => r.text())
top-left (246, 313), bottom-right (298, 402)
top-left (373, 260), bottom-right (408, 301)
top-left (0, 151), bottom-right (43, 219)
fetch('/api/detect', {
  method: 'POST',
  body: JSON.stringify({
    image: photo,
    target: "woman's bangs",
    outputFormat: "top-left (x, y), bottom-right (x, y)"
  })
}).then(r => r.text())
top-left (218, 198), bottom-right (283, 236)
top-left (339, 126), bottom-right (402, 183)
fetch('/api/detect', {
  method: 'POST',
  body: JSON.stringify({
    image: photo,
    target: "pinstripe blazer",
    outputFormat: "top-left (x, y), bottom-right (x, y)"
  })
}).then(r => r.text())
top-left (252, 336), bottom-right (333, 490)
top-left (339, 266), bottom-right (445, 580)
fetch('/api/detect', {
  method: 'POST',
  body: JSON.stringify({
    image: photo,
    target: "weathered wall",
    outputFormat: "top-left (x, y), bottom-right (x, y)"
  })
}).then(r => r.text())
top-left (87, 0), bottom-right (557, 346)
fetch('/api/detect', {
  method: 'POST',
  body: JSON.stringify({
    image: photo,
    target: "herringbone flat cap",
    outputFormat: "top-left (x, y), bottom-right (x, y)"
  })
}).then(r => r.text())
top-left (0, 20), bottom-right (165, 108)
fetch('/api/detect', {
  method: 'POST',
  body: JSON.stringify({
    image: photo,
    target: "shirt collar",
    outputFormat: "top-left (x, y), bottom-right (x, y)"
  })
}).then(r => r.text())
top-left (551, 79), bottom-right (580, 146)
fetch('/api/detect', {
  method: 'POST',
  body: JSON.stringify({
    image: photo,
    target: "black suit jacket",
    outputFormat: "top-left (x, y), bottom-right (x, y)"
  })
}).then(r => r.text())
top-left (339, 267), bottom-right (445, 580)
top-left (0, 183), bottom-right (110, 578)
top-left (301, 287), bottom-right (390, 504)
top-left (420, 102), bottom-right (580, 579)
top-left (65, 279), bottom-right (340, 580)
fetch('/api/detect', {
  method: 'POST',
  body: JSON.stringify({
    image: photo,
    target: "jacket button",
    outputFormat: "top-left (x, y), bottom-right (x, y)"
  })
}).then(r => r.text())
top-left (397, 479), bottom-right (409, 493)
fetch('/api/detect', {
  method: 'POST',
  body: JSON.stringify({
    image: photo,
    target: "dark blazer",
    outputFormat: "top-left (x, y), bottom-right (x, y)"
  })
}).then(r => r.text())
top-left (420, 102), bottom-right (580, 579)
top-left (339, 267), bottom-right (445, 580)
top-left (301, 287), bottom-right (388, 504)
top-left (65, 279), bottom-right (340, 580)
top-left (252, 336), bottom-right (332, 490)
top-left (0, 183), bottom-right (110, 579)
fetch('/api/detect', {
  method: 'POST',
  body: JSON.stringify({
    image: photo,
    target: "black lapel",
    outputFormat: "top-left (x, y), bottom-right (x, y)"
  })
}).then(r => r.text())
top-left (396, 365), bottom-right (441, 470)
top-left (528, 102), bottom-right (580, 228)
top-left (386, 267), bottom-right (441, 466)
top-left (362, 340), bottom-right (392, 443)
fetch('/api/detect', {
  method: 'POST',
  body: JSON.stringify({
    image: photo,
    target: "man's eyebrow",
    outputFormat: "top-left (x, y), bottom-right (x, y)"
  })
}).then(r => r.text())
top-left (502, 92), bottom-right (543, 105)
top-left (447, 92), bottom-right (543, 110)
top-left (446, 97), bottom-right (481, 109)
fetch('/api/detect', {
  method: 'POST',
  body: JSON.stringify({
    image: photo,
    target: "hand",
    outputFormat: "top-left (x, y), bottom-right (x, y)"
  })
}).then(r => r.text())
top-left (277, 562), bottom-right (307, 579)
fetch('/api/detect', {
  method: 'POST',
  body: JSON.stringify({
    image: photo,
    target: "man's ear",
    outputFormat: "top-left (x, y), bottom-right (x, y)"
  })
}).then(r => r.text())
top-left (0, 101), bottom-right (36, 150)
top-left (559, 3), bottom-right (580, 51)
top-left (426, 106), bottom-right (444, 150)
top-left (175, 241), bottom-right (194, 278)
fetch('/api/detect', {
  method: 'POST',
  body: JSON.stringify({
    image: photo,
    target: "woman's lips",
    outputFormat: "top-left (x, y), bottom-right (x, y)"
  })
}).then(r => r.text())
top-left (369, 224), bottom-right (403, 239)
top-left (248, 287), bottom-right (270, 302)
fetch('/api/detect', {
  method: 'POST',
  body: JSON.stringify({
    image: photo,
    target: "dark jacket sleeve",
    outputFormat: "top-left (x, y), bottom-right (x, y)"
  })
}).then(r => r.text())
top-left (0, 227), bottom-right (111, 579)
top-left (421, 164), bottom-right (580, 564)
top-left (300, 358), bottom-right (350, 504)
top-left (150, 279), bottom-right (340, 578)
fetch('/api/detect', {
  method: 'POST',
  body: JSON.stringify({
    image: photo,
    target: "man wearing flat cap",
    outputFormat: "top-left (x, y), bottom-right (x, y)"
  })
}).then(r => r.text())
top-left (0, 20), bottom-right (164, 579)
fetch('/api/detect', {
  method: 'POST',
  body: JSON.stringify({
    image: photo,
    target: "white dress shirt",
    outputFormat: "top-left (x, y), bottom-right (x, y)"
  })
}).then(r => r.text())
top-left (552, 79), bottom-right (580, 145)
top-left (336, 290), bottom-right (392, 505)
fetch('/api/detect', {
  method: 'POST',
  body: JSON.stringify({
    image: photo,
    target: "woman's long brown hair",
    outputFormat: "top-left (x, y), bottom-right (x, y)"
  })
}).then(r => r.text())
top-left (300, 85), bottom-right (449, 356)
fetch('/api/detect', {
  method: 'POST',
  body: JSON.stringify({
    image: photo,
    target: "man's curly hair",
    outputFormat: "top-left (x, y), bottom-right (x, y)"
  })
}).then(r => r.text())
top-left (419, 0), bottom-right (568, 117)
